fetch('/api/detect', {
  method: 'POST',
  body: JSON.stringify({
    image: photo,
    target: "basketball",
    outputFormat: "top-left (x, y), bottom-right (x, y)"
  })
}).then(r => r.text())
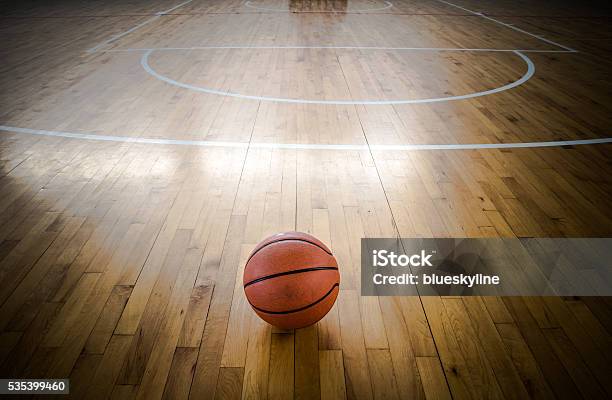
top-left (243, 232), bottom-right (340, 329)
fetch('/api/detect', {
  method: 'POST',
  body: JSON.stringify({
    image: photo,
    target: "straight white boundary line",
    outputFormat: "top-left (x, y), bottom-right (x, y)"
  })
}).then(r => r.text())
top-left (2, 125), bottom-right (611, 151)
top-left (86, 0), bottom-right (194, 53)
top-left (44, 1), bottom-right (595, 151)
top-left (82, 0), bottom-right (579, 56)
top-left (434, 0), bottom-right (577, 52)
top-left (101, 45), bottom-right (574, 53)
top-left (83, 0), bottom-right (578, 55)
top-left (142, 49), bottom-right (535, 105)
top-left (244, 0), bottom-right (393, 13)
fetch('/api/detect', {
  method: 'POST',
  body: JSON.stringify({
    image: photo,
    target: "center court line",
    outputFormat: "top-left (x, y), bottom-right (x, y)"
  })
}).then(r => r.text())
top-left (86, 0), bottom-right (194, 53)
top-left (100, 45), bottom-right (575, 53)
top-left (434, 0), bottom-right (577, 52)
top-left (2, 125), bottom-right (611, 151)
top-left (141, 49), bottom-right (535, 105)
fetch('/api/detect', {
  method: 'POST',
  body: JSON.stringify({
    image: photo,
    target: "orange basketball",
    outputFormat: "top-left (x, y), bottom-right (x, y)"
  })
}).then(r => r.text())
top-left (243, 232), bottom-right (340, 330)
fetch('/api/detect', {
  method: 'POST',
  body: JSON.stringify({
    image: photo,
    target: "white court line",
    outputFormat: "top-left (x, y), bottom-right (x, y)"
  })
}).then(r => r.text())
top-left (141, 49), bottom-right (535, 105)
top-left (86, 0), bottom-right (194, 53)
top-left (244, 0), bottom-right (393, 13)
top-left (2, 125), bottom-right (610, 151)
top-left (434, 0), bottom-right (577, 52)
top-left (101, 45), bottom-right (574, 53)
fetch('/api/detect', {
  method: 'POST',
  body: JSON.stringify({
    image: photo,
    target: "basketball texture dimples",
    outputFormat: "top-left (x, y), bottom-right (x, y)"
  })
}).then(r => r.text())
top-left (243, 232), bottom-right (340, 329)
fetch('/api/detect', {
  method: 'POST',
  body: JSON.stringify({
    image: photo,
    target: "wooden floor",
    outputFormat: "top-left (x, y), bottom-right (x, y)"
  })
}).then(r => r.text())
top-left (1, 0), bottom-right (612, 399)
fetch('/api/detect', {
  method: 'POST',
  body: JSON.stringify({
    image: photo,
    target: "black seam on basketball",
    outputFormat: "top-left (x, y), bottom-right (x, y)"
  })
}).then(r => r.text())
top-left (246, 237), bottom-right (333, 266)
top-left (243, 266), bottom-right (339, 288)
top-left (247, 283), bottom-right (339, 315)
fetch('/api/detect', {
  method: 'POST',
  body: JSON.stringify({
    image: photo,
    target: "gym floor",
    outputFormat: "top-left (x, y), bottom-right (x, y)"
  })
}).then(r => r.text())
top-left (1, 0), bottom-right (611, 398)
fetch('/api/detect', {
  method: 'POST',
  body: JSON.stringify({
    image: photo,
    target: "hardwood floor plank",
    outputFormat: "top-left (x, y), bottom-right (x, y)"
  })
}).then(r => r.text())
top-left (190, 215), bottom-right (247, 399)
top-left (0, 211), bottom-right (61, 305)
top-left (543, 327), bottom-right (607, 399)
top-left (397, 297), bottom-right (438, 358)
top-left (215, 367), bottom-right (245, 400)
top-left (119, 229), bottom-right (193, 385)
top-left (565, 298), bottom-right (612, 353)
top-left (112, 385), bottom-right (140, 400)
top-left (85, 284), bottom-right (132, 354)
top-left (415, 357), bottom-right (452, 400)
top-left (43, 272), bottom-right (101, 348)
top-left (0, 215), bottom-right (84, 330)
top-left (295, 324), bottom-right (321, 400)
top-left (115, 206), bottom-right (193, 336)
top-left (502, 297), bottom-right (582, 400)
top-left (268, 333), bottom-right (294, 400)
top-left (6, 217), bottom-right (97, 332)
top-left (442, 298), bottom-right (505, 399)
top-left (367, 349), bottom-right (401, 400)
top-left (338, 290), bottom-right (373, 400)
top-left (378, 297), bottom-right (426, 400)
top-left (241, 317), bottom-right (271, 400)
top-left (541, 296), bottom-right (612, 397)
top-left (495, 323), bottom-right (556, 400)
top-left (462, 297), bottom-right (529, 399)
top-left (87, 334), bottom-right (133, 400)
top-left (177, 282), bottom-right (214, 348)
top-left (420, 296), bottom-right (476, 400)
top-left (360, 297), bottom-right (389, 350)
top-left (320, 350), bottom-right (347, 400)
top-left (221, 245), bottom-right (255, 368)
top-left (135, 247), bottom-right (201, 400)
top-left (0, 301), bottom-right (60, 377)
top-left (0, 331), bottom-right (21, 367)
top-left (162, 347), bottom-right (199, 400)
top-left (68, 353), bottom-right (103, 400)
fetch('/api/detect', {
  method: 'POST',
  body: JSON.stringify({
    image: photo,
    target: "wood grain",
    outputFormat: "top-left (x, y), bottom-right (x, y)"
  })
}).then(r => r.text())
top-left (0, 1), bottom-right (611, 399)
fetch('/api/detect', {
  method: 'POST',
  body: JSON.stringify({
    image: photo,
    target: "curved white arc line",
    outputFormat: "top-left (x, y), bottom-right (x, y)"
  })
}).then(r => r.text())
top-left (141, 49), bottom-right (535, 105)
top-left (244, 0), bottom-right (393, 13)
top-left (2, 125), bottom-right (611, 151)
